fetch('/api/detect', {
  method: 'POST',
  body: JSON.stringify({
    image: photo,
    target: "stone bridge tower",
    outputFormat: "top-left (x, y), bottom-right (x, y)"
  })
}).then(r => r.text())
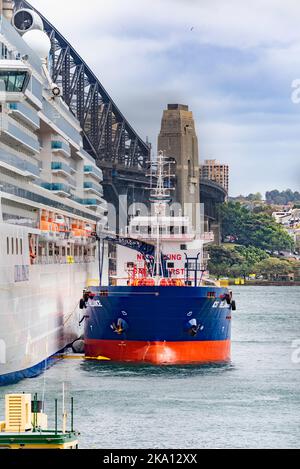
top-left (158, 104), bottom-right (200, 230)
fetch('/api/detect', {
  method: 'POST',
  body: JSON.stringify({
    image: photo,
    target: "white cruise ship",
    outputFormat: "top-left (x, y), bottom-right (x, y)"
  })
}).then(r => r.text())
top-left (0, 5), bottom-right (107, 384)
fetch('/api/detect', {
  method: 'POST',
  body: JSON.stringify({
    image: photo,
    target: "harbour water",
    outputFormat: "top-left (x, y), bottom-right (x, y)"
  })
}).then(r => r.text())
top-left (1, 286), bottom-right (300, 449)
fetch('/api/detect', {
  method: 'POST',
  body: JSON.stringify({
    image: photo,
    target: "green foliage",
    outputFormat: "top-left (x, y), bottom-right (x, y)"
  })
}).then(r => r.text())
top-left (219, 202), bottom-right (294, 252)
top-left (254, 258), bottom-right (294, 280)
top-left (207, 243), bottom-right (296, 280)
top-left (234, 245), bottom-right (269, 264)
top-left (207, 244), bottom-right (269, 278)
top-left (245, 192), bottom-right (263, 201)
top-left (265, 189), bottom-right (300, 205)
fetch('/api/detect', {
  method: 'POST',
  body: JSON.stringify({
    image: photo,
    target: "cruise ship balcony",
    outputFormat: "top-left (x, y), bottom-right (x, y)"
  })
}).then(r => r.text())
top-left (75, 196), bottom-right (107, 211)
top-left (51, 140), bottom-right (71, 158)
top-left (0, 150), bottom-right (40, 178)
top-left (51, 162), bottom-right (77, 190)
top-left (41, 182), bottom-right (71, 197)
top-left (83, 181), bottom-right (104, 197)
top-left (84, 165), bottom-right (103, 182)
top-left (84, 198), bottom-right (99, 206)
top-left (51, 161), bottom-right (76, 177)
top-left (2, 121), bottom-right (40, 154)
top-left (8, 102), bottom-right (40, 130)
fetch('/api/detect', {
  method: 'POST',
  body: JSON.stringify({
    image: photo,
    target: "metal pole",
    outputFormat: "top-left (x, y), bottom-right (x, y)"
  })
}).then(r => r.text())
top-left (195, 253), bottom-right (200, 287)
top-left (98, 238), bottom-right (104, 286)
top-left (55, 399), bottom-right (58, 435)
top-left (71, 397), bottom-right (74, 432)
top-left (33, 393), bottom-right (37, 432)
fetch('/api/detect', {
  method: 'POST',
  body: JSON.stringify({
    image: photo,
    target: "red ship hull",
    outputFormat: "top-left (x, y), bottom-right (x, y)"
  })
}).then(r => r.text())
top-left (85, 339), bottom-right (231, 365)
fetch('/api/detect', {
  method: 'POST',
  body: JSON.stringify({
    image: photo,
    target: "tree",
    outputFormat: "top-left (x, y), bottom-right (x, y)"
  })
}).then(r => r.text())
top-left (234, 245), bottom-right (269, 264)
top-left (246, 192), bottom-right (262, 201)
top-left (206, 244), bottom-right (268, 279)
top-left (207, 245), bottom-right (244, 278)
top-left (254, 258), bottom-right (294, 280)
top-left (265, 189), bottom-right (300, 205)
top-left (219, 202), bottom-right (294, 252)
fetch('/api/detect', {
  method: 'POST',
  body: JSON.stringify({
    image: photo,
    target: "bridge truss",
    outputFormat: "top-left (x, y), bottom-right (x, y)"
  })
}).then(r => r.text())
top-left (14, 0), bottom-right (150, 177)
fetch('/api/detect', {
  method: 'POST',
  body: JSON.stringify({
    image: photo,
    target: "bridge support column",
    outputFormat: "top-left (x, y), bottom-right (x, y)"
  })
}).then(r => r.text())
top-left (158, 104), bottom-right (200, 231)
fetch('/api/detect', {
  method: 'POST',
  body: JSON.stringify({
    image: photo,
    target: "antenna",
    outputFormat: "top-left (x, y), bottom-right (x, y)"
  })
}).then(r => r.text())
top-left (148, 151), bottom-right (175, 206)
top-left (62, 383), bottom-right (67, 434)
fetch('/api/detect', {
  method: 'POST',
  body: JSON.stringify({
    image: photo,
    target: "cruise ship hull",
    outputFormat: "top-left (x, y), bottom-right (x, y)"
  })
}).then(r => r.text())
top-left (0, 260), bottom-right (97, 386)
top-left (84, 286), bottom-right (232, 365)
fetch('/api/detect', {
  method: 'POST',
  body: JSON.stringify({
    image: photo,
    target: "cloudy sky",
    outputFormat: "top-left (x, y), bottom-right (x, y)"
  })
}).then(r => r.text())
top-left (30, 0), bottom-right (300, 196)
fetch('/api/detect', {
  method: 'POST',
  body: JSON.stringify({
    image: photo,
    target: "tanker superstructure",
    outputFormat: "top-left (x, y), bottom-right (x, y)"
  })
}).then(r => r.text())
top-left (0, 5), bottom-right (108, 384)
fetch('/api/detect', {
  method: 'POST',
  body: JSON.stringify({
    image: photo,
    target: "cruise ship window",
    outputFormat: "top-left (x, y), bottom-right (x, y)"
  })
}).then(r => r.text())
top-left (20, 239), bottom-right (23, 255)
top-left (16, 238), bottom-right (18, 255)
top-left (7, 237), bottom-right (9, 255)
top-left (11, 238), bottom-right (14, 255)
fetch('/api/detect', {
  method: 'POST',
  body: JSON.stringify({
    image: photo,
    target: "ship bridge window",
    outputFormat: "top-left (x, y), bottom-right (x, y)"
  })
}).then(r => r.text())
top-left (1, 44), bottom-right (8, 60)
top-left (0, 71), bottom-right (28, 93)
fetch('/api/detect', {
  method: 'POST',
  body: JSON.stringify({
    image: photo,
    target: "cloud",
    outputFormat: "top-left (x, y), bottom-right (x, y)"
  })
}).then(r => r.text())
top-left (29, 0), bottom-right (300, 195)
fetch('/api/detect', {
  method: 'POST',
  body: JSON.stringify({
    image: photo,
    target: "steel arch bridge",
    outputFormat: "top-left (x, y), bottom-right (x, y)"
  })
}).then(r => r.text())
top-left (14, 0), bottom-right (150, 187)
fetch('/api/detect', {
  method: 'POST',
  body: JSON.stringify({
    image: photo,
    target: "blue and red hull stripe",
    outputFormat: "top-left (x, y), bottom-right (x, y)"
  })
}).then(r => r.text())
top-left (84, 286), bottom-right (232, 365)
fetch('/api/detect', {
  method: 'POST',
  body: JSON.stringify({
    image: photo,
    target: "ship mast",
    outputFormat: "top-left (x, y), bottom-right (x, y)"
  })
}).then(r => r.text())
top-left (149, 151), bottom-right (174, 284)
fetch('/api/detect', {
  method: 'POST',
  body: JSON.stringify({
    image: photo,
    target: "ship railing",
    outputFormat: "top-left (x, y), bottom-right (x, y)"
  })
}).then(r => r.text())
top-left (74, 256), bottom-right (85, 264)
top-left (84, 255), bottom-right (96, 263)
top-left (36, 255), bottom-right (96, 265)
top-left (38, 256), bottom-right (69, 265)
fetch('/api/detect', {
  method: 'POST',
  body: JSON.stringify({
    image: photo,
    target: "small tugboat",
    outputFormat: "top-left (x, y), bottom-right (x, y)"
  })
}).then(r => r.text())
top-left (0, 392), bottom-right (79, 449)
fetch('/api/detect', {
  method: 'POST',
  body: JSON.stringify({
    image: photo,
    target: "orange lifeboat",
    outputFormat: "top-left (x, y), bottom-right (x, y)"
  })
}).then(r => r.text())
top-left (72, 221), bottom-right (85, 245)
top-left (40, 219), bottom-right (56, 242)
